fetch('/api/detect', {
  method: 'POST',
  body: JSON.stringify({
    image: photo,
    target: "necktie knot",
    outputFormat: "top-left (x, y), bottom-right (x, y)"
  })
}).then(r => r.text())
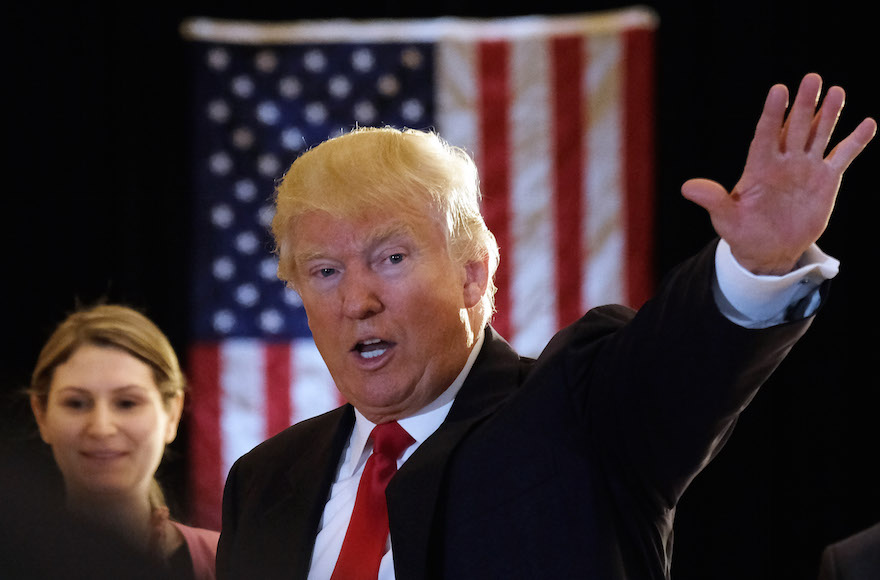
top-left (371, 421), bottom-right (415, 462)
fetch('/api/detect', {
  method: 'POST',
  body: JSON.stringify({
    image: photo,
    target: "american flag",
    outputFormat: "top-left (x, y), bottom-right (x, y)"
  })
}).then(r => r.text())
top-left (181, 7), bottom-right (657, 530)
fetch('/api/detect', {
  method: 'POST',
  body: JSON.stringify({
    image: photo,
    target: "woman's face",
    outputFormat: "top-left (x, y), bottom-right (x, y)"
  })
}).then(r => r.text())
top-left (31, 344), bottom-right (182, 501)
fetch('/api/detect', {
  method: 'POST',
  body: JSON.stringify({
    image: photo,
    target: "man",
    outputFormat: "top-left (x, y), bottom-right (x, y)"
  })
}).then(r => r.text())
top-left (216, 73), bottom-right (875, 579)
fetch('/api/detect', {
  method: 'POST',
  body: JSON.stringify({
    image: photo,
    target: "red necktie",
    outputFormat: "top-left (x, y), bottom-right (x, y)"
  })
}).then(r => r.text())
top-left (331, 421), bottom-right (414, 580)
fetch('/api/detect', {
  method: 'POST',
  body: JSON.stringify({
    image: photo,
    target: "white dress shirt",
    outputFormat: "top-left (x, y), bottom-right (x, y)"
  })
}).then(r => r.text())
top-left (306, 241), bottom-right (838, 579)
top-left (714, 239), bottom-right (838, 327)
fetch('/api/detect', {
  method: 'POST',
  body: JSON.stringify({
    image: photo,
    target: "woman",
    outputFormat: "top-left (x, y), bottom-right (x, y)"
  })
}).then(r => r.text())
top-left (29, 304), bottom-right (219, 580)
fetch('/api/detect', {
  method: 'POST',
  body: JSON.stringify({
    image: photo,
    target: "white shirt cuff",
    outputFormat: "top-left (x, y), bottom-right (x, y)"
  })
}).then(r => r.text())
top-left (714, 239), bottom-right (839, 327)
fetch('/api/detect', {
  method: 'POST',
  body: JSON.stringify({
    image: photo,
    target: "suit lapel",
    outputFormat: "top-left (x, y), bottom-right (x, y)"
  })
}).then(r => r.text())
top-left (387, 327), bottom-right (526, 579)
top-left (256, 407), bottom-right (355, 580)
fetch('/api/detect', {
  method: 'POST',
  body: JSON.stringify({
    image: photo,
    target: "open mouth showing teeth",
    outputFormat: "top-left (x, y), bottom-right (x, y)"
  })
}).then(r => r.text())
top-left (356, 338), bottom-right (390, 359)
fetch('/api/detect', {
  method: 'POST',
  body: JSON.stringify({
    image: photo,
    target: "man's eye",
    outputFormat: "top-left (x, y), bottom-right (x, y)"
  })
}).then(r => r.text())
top-left (388, 253), bottom-right (405, 264)
top-left (319, 267), bottom-right (336, 278)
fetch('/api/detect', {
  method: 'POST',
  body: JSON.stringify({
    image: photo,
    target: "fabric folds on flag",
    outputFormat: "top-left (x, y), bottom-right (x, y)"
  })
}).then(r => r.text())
top-left (181, 6), bottom-right (658, 530)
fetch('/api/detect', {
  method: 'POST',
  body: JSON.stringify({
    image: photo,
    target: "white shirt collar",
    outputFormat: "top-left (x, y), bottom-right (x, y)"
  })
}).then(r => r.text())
top-left (342, 330), bottom-right (486, 478)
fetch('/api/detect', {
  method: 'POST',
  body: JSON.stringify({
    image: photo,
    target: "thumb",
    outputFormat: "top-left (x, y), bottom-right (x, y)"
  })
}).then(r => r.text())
top-left (681, 178), bottom-right (729, 212)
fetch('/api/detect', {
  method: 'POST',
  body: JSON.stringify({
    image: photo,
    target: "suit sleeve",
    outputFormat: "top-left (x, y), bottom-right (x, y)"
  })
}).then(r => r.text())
top-left (560, 240), bottom-right (823, 509)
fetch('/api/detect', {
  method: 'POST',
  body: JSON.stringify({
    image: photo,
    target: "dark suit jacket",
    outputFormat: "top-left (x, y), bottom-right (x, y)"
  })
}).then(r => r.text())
top-left (217, 241), bottom-right (819, 580)
top-left (818, 522), bottom-right (880, 580)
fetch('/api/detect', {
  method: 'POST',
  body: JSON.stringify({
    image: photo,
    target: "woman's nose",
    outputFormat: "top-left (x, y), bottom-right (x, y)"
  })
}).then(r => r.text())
top-left (85, 402), bottom-right (118, 436)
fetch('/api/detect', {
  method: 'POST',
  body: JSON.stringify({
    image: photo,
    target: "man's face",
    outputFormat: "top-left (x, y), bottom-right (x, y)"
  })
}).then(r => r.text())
top-left (289, 208), bottom-right (484, 423)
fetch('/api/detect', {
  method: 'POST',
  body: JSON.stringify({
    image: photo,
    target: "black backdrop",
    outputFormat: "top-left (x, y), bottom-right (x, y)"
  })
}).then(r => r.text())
top-left (3, 1), bottom-right (878, 578)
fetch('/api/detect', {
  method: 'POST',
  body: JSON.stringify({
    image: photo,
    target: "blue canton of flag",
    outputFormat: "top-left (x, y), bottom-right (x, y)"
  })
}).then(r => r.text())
top-left (190, 41), bottom-right (436, 341)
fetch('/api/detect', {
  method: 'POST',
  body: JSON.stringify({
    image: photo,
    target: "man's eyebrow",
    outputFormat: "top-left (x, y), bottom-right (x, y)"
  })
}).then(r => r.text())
top-left (294, 222), bottom-right (418, 264)
top-left (293, 248), bottom-right (329, 264)
top-left (367, 223), bottom-right (417, 247)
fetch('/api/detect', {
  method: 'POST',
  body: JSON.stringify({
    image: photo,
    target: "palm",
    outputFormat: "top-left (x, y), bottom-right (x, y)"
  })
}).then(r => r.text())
top-left (682, 74), bottom-right (876, 275)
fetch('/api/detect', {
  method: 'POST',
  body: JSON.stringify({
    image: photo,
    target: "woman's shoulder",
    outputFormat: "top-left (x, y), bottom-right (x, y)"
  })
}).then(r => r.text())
top-left (173, 521), bottom-right (220, 543)
top-left (171, 521), bottom-right (220, 580)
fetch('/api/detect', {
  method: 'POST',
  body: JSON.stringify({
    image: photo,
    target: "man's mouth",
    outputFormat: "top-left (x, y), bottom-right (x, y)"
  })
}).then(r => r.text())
top-left (355, 338), bottom-right (392, 359)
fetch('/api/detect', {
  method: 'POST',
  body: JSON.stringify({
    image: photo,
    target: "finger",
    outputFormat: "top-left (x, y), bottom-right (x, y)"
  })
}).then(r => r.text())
top-left (784, 73), bottom-right (823, 152)
top-left (681, 178), bottom-right (729, 212)
top-left (827, 117), bottom-right (877, 172)
top-left (752, 83), bottom-right (790, 156)
top-left (808, 85), bottom-right (845, 155)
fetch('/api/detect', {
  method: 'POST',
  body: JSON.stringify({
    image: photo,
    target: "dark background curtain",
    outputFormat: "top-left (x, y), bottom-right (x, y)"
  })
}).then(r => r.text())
top-left (3, 1), bottom-right (877, 578)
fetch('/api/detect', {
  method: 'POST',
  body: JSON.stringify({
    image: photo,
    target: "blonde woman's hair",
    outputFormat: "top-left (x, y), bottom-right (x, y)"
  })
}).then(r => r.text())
top-left (271, 126), bottom-right (500, 329)
top-left (29, 303), bottom-right (185, 509)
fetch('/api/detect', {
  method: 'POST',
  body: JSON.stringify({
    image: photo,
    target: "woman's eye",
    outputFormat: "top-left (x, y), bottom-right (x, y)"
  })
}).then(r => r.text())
top-left (61, 398), bottom-right (87, 410)
top-left (116, 399), bottom-right (140, 410)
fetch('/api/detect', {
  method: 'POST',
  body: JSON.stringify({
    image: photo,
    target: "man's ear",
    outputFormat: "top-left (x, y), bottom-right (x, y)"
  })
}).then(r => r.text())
top-left (462, 256), bottom-right (490, 309)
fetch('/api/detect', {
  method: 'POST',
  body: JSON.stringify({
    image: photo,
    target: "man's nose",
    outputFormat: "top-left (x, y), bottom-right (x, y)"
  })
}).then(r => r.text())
top-left (340, 267), bottom-right (384, 320)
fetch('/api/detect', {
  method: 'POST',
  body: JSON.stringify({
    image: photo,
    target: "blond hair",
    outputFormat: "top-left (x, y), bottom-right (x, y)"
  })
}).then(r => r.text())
top-left (271, 126), bottom-right (500, 328)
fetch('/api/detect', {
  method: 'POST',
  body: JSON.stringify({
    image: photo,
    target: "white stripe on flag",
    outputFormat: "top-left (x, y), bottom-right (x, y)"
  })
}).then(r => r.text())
top-left (290, 339), bottom-right (339, 424)
top-left (509, 37), bottom-right (556, 357)
top-left (584, 33), bottom-right (625, 309)
top-left (220, 339), bottom-right (266, 475)
top-left (435, 40), bottom-right (479, 161)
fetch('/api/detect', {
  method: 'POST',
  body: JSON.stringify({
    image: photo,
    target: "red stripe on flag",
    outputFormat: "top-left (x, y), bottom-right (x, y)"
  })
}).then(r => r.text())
top-left (551, 35), bottom-right (586, 328)
top-left (264, 343), bottom-right (292, 437)
top-left (623, 27), bottom-right (656, 308)
top-left (186, 342), bottom-right (223, 530)
top-left (478, 40), bottom-right (511, 338)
